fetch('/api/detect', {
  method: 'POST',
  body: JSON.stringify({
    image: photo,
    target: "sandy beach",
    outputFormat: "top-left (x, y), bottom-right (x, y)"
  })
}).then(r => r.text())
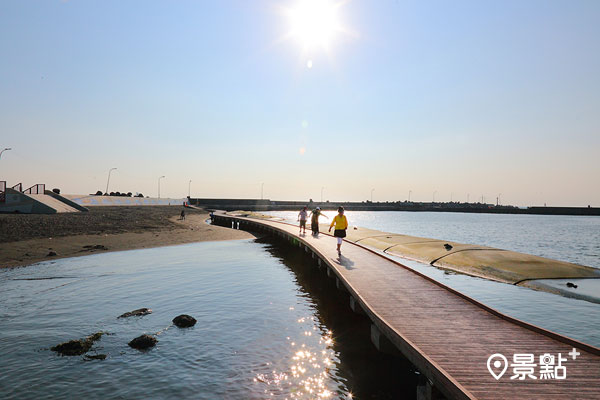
top-left (0, 206), bottom-right (255, 269)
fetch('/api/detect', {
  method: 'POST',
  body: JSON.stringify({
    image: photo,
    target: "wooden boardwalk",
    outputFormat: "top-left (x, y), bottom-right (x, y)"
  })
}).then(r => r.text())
top-left (214, 212), bottom-right (600, 400)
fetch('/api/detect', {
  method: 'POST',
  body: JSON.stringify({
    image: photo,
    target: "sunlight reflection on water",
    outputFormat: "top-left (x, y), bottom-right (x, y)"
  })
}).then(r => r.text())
top-left (0, 239), bottom-right (390, 399)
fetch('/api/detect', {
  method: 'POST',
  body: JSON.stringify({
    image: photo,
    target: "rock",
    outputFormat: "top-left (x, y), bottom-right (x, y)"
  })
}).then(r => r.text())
top-left (47, 251), bottom-right (57, 257)
top-left (118, 308), bottom-right (152, 318)
top-left (173, 314), bottom-right (197, 328)
top-left (128, 334), bottom-right (157, 350)
top-left (444, 243), bottom-right (453, 251)
top-left (566, 282), bottom-right (578, 289)
top-left (51, 332), bottom-right (105, 356)
top-left (84, 354), bottom-right (107, 360)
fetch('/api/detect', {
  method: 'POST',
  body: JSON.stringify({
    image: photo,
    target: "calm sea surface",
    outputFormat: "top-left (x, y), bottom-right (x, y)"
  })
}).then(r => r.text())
top-left (265, 211), bottom-right (600, 346)
top-left (0, 239), bottom-right (415, 400)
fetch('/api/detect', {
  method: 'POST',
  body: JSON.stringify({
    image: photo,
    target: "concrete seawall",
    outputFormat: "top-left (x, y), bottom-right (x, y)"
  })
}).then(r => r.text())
top-left (191, 198), bottom-right (600, 216)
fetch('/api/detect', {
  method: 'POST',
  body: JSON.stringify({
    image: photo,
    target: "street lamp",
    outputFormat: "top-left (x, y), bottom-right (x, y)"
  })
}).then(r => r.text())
top-left (188, 180), bottom-right (192, 198)
top-left (371, 188), bottom-right (375, 202)
top-left (261, 182), bottom-right (264, 200)
top-left (497, 193), bottom-right (502, 206)
top-left (0, 148), bottom-right (11, 160)
top-left (433, 191), bottom-right (437, 203)
top-left (158, 176), bottom-right (165, 198)
top-left (408, 190), bottom-right (412, 202)
top-left (321, 186), bottom-right (324, 203)
top-left (105, 167), bottom-right (117, 195)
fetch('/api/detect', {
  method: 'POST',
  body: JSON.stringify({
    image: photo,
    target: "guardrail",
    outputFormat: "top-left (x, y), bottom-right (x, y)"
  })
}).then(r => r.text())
top-left (23, 184), bottom-right (46, 195)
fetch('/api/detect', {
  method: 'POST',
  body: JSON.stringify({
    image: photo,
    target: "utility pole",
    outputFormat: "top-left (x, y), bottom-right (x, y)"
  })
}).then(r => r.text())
top-left (261, 182), bottom-right (264, 200)
top-left (105, 168), bottom-right (117, 195)
top-left (188, 180), bottom-right (192, 198)
top-left (0, 147), bottom-right (11, 160)
top-left (158, 176), bottom-right (165, 198)
top-left (408, 190), bottom-right (412, 202)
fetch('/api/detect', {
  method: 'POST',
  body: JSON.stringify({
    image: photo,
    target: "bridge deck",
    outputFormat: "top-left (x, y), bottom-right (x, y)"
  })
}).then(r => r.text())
top-left (215, 212), bottom-right (600, 400)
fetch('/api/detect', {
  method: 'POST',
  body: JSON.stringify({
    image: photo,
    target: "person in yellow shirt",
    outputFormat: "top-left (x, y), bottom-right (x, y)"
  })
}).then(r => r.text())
top-left (329, 206), bottom-right (348, 254)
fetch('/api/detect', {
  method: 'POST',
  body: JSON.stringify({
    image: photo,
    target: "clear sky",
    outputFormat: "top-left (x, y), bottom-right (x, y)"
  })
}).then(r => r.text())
top-left (1, 0), bottom-right (599, 206)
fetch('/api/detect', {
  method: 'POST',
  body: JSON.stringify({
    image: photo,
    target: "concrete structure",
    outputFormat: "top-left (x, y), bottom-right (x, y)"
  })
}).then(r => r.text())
top-left (213, 211), bottom-right (600, 400)
top-left (64, 194), bottom-right (186, 207)
top-left (0, 182), bottom-right (87, 214)
top-left (191, 197), bottom-right (600, 216)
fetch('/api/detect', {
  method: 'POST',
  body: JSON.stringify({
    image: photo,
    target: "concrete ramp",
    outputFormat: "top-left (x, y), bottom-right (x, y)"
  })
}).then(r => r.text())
top-left (29, 194), bottom-right (79, 213)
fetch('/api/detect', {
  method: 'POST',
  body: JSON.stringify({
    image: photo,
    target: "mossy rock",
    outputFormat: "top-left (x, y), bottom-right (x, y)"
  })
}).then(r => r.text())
top-left (118, 308), bottom-right (152, 318)
top-left (51, 332), bottom-right (106, 356)
top-left (128, 334), bottom-right (157, 350)
top-left (173, 314), bottom-right (197, 328)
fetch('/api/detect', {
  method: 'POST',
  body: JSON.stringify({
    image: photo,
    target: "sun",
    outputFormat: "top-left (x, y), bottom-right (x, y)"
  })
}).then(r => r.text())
top-left (286, 0), bottom-right (344, 51)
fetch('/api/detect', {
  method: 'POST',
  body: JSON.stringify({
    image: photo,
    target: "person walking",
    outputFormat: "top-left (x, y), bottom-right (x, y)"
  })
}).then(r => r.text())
top-left (297, 206), bottom-right (308, 235)
top-left (329, 206), bottom-right (348, 254)
top-left (309, 207), bottom-right (328, 236)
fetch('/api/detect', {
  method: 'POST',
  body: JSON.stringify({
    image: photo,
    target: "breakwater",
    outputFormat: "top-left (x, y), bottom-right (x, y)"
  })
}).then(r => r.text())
top-left (190, 198), bottom-right (600, 216)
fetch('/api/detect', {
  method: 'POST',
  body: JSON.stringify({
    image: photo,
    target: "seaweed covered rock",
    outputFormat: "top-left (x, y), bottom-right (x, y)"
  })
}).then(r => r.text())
top-left (51, 332), bottom-right (105, 356)
top-left (173, 314), bottom-right (197, 328)
top-left (128, 334), bottom-right (157, 350)
top-left (118, 308), bottom-right (152, 318)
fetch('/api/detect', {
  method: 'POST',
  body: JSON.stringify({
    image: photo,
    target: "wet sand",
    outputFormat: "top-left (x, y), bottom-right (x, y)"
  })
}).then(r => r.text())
top-left (0, 207), bottom-right (255, 268)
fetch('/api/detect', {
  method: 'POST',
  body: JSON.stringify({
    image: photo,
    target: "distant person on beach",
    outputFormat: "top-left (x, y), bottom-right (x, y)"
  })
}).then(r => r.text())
top-left (297, 206), bottom-right (308, 234)
top-left (329, 206), bottom-right (348, 253)
top-left (180, 210), bottom-right (186, 220)
top-left (309, 207), bottom-right (328, 236)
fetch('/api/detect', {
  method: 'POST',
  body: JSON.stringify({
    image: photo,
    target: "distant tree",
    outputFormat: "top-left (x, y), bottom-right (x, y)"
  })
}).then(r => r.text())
top-left (115, 192), bottom-right (121, 196)
top-left (110, 192), bottom-right (115, 196)
top-left (52, 188), bottom-right (60, 194)
top-left (127, 192), bottom-right (132, 197)
top-left (137, 193), bottom-right (144, 197)
top-left (95, 190), bottom-right (103, 196)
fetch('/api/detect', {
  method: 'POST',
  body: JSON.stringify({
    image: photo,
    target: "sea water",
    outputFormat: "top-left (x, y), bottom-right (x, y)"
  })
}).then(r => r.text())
top-left (0, 239), bottom-right (415, 399)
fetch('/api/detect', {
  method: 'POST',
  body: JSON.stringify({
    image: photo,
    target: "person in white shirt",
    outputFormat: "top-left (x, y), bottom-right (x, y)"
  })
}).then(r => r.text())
top-left (297, 206), bottom-right (308, 234)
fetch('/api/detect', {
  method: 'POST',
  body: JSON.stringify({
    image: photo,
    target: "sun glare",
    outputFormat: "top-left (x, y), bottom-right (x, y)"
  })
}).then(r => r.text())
top-left (287, 0), bottom-right (343, 50)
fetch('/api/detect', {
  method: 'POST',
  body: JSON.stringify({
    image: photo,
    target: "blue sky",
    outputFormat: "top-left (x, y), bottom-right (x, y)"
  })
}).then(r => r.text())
top-left (1, 0), bottom-right (599, 206)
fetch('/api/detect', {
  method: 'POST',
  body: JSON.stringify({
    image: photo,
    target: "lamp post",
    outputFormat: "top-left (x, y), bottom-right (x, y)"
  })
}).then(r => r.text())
top-left (0, 147), bottom-right (11, 160)
top-left (497, 193), bottom-right (502, 206)
top-left (105, 167), bottom-right (117, 195)
top-left (408, 190), bottom-right (412, 202)
top-left (321, 186), bottom-right (324, 203)
top-left (158, 176), bottom-right (165, 198)
top-left (188, 180), bottom-right (192, 198)
top-left (371, 188), bottom-right (375, 202)
top-left (261, 182), bottom-right (264, 200)
top-left (433, 191), bottom-right (437, 203)
top-left (467, 193), bottom-right (470, 203)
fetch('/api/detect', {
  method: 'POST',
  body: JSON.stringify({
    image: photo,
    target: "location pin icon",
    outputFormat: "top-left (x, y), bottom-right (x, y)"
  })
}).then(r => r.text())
top-left (487, 354), bottom-right (508, 380)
